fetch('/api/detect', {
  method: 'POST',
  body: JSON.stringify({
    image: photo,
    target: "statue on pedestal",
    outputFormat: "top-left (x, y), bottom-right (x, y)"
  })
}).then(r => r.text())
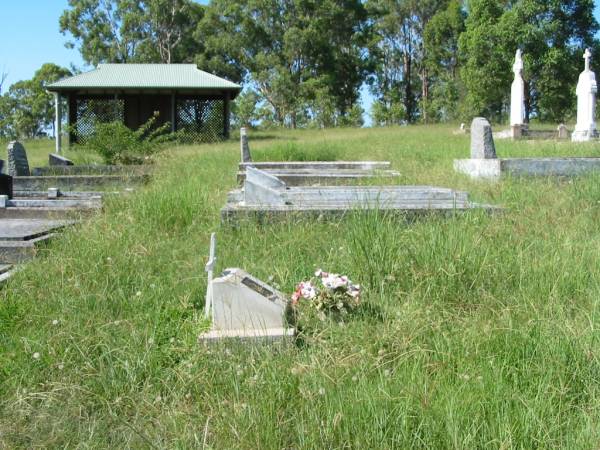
top-left (510, 49), bottom-right (525, 127)
top-left (572, 48), bottom-right (598, 142)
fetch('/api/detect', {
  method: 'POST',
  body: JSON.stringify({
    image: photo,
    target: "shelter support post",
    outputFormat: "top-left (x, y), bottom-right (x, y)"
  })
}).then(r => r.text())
top-left (55, 93), bottom-right (62, 154)
top-left (224, 92), bottom-right (230, 139)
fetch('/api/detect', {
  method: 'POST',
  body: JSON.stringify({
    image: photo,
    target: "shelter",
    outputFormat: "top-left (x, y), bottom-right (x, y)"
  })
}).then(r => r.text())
top-left (47, 64), bottom-right (242, 153)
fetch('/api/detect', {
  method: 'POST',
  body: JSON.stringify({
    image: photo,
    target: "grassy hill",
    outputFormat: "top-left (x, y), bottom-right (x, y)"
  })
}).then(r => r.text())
top-left (2, 125), bottom-right (600, 448)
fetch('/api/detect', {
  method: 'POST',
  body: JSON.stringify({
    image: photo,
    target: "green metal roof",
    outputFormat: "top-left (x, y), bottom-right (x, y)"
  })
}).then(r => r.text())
top-left (47, 64), bottom-right (241, 93)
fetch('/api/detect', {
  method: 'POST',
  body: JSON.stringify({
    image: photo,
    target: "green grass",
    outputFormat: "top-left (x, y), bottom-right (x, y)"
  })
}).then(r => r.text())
top-left (3, 124), bottom-right (600, 447)
top-left (1, 138), bottom-right (102, 168)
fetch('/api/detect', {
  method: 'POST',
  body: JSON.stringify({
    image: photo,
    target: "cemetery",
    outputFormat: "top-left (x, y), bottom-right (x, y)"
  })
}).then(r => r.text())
top-left (5, 1), bottom-right (600, 448)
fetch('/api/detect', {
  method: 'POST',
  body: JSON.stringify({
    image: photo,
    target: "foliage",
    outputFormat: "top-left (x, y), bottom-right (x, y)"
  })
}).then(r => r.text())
top-left (59, 0), bottom-right (204, 65)
top-left (77, 114), bottom-right (171, 164)
top-left (0, 64), bottom-right (71, 139)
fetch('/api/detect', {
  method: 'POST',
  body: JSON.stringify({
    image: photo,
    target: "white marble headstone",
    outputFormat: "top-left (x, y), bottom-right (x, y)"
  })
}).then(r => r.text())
top-left (511, 49), bottom-right (525, 127)
top-left (573, 49), bottom-right (598, 142)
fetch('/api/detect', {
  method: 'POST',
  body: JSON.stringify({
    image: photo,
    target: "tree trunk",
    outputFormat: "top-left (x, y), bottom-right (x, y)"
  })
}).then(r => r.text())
top-left (421, 68), bottom-right (429, 124)
top-left (403, 52), bottom-right (413, 122)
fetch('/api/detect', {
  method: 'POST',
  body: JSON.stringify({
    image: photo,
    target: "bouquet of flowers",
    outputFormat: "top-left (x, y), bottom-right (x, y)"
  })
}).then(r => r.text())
top-left (291, 269), bottom-right (361, 318)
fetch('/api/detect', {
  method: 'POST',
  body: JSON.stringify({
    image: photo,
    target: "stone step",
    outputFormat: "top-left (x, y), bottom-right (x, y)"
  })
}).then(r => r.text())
top-left (0, 234), bottom-right (53, 264)
top-left (14, 174), bottom-right (149, 191)
top-left (0, 207), bottom-right (94, 219)
top-left (237, 169), bottom-right (400, 186)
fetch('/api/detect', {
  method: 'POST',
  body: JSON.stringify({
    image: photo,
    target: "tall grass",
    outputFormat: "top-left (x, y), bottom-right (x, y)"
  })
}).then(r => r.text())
top-left (2, 124), bottom-right (600, 447)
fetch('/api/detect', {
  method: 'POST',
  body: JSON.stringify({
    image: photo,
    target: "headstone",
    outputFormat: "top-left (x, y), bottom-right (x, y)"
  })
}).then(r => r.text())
top-left (240, 127), bottom-right (252, 162)
top-left (0, 175), bottom-right (12, 198)
top-left (47, 188), bottom-right (59, 199)
top-left (470, 118), bottom-right (497, 159)
top-left (204, 233), bottom-right (217, 318)
top-left (0, 160), bottom-right (4, 174)
top-left (557, 124), bottom-right (569, 139)
top-left (244, 167), bottom-right (287, 205)
top-left (511, 49), bottom-right (526, 127)
top-left (573, 49), bottom-right (598, 142)
top-left (210, 268), bottom-right (290, 331)
top-left (7, 141), bottom-right (30, 176)
top-left (49, 153), bottom-right (74, 166)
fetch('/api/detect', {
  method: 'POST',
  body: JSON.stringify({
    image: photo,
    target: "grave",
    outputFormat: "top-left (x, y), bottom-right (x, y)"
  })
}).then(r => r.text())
top-left (49, 153), bottom-right (74, 166)
top-left (223, 167), bottom-right (495, 222)
top-left (572, 48), bottom-right (598, 142)
top-left (199, 234), bottom-right (294, 343)
top-left (236, 129), bottom-right (400, 186)
top-left (495, 51), bottom-right (570, 141)
top-left (454, 117), bottom-right (600, 180)
top-left (0, 219), bottom-right (74, 264)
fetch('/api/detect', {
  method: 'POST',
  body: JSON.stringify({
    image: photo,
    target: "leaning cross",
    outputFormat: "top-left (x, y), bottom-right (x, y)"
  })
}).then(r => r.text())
top-left (204, 233), bottom-right (217, 318)
top-left (585, 48), bottom-right (592, 72)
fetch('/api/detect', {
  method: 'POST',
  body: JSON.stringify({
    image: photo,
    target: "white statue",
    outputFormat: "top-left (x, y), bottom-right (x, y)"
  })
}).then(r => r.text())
top-left (510, 49), bottom-right (525, 127)
top-left (573, 48), bottom-right (598, 142)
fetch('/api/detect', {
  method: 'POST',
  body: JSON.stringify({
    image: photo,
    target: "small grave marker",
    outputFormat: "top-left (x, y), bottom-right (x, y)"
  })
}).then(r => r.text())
top-left (204, 233), bottom-right (217, 318)
top-left (240, 127), bottom-right (252, 162)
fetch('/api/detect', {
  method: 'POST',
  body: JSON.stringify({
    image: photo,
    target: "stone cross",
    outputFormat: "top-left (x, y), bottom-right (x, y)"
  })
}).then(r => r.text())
top-left (470, 118), bottom-right (497, 159)
top-left (573, 48), bottom-right (598, 141)
top-left (585, 48), bottom-right (592, 72)
top-left (204, 232), bottom-right (217, 318)
top-left (7, 141), bottom-right (30, 176)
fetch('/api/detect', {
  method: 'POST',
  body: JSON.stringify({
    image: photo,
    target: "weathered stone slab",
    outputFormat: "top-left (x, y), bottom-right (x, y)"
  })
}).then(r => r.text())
top-left (13, 174), bottom-right (148, 192)
top-left (470, 118), bottom-right (497, 159)
top-left (0, 219), bottom-right (73, 241)
top-left (32, 164), bottom-right (151, 176)
top-left (49, 153), bottom-right (74, 166)
top-left (240, 127), bottom-right (252, 162)
top-left (237, 168), bottom-right (400, 186)
top-left (7, 141), bottom-right (30, 176)
top-left (454, 159), bottom-right (502, 180)
top-left (455, 157), bottom-right (600, 179)
top-left (240, 161), bottom-right (392, 171)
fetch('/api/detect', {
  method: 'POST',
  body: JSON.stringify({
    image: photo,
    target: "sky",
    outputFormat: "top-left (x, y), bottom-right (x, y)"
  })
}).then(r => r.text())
top-left (1, 0), bottom-right (600, 121)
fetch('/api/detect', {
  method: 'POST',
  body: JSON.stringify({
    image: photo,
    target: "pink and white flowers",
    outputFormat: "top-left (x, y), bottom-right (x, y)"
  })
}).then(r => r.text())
top-left (292, 269), bottom-right (361, 317)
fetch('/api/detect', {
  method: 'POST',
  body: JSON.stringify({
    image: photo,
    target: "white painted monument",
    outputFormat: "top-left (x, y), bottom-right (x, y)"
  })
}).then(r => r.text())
top-left (573, 49), bottom-right (598, 142)
top-left (511, 49), bottom-right (525, 127)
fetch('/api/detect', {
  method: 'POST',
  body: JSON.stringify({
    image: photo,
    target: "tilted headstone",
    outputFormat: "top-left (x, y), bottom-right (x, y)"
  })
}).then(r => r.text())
top-left (244, 167), bottom-right (287, 206)
top-left (7, 141), bottom-right (30, 176)
top-left (470, 118), bottom-right (497, 159)
top-left (0, 159), bottom-right (4, 174)
top-left (49, 153), bottom-right (74, 166)
top-left (573, 49), bottom-right (598, 142)
top-left (210, 268), bottom-right (290, 331)
top-left (511, 49), bottom-right (526, 127)
top-left (240, 127), bottom-right (252, 162)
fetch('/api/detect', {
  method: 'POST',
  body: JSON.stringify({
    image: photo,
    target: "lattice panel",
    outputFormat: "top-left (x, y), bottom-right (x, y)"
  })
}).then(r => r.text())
top-left (176, 98), bottom-right (225, 142)
top-left (75, 99), bottom-right (125, 141)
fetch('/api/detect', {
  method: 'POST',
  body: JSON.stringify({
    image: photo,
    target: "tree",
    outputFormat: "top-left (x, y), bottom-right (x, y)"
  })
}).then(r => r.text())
top-left (60, 0), bottom-right (204, 65)
top-left (367, 0), bottom-right (449, 123)
top-left (422, 0), bottom-right (465, 122)
top-left (199, 0), bottom-right (370, 128)
top-left (3, 64), bottom-right (72, 138)
top-left (459, 0), bottom-right (599, 122)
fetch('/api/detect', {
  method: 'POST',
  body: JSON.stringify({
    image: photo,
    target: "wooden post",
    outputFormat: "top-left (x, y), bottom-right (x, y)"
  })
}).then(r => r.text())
top-left (223, 92), bottom-right (231, 139)
top-left (171, 93), bottom-right (176, 133)
top-left (68, 94), bottom-right (77, 146)
top-left (54, 93), bottom-right (62, 154)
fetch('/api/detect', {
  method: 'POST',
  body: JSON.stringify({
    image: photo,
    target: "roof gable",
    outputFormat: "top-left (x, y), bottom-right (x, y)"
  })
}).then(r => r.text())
top-left (48, 64), bottom-right (241, 93)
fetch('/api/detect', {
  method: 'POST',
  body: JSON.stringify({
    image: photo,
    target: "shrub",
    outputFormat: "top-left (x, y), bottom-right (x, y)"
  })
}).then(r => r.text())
top-left (77, 114), bottom-right (172, 165)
